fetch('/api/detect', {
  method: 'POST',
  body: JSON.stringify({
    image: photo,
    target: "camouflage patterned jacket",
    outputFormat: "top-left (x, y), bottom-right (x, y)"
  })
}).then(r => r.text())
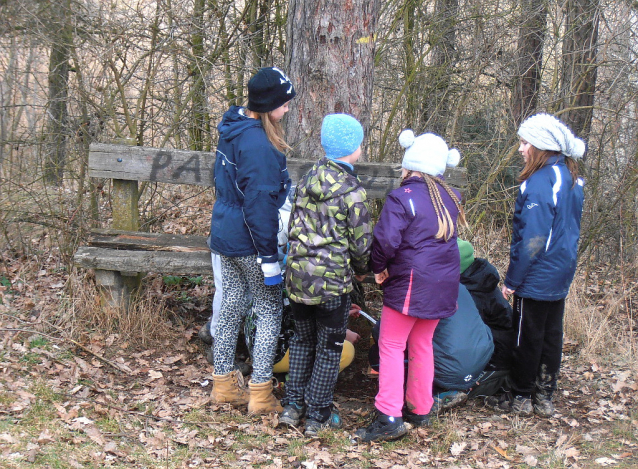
top-left (285, 157), bottom-right (372, 305)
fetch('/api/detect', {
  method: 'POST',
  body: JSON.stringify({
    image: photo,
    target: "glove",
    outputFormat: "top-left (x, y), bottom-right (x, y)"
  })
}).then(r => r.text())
top-left (261, 262), bottom-right (283, 286)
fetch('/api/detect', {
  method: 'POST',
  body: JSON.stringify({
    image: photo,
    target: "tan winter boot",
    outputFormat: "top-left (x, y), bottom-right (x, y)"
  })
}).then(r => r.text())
top-left (248, 380), bottom-right (283, 414)
top-left (211, 370), bottom-right (249, 406)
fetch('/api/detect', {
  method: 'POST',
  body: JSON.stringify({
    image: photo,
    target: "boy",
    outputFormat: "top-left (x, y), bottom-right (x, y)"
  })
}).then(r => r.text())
top-left (281, 114), bottom-right (372, 437)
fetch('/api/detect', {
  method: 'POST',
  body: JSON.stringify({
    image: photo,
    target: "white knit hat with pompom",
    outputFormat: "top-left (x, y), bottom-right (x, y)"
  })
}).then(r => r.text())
top-left (399, 129), bottom-right (460, 177)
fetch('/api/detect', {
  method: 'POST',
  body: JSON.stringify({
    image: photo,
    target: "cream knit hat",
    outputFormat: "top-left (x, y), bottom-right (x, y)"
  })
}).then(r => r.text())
top-left (518, 113), bottom-right (586, 159)
top-left (399, 130), bottom-right (460, 177)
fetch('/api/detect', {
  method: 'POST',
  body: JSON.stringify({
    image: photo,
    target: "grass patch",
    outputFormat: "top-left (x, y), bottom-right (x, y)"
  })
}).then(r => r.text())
top-left (28, 336), bottom-right (50, 349)
top-left (19, 351), bottom-right (42, 366)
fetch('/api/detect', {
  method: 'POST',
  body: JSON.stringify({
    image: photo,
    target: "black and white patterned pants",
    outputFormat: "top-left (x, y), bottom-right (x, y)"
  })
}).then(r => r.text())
top-left (284, 294), bottom-right (350, 422)
top-left (213, 254), bottom-right (282, 383)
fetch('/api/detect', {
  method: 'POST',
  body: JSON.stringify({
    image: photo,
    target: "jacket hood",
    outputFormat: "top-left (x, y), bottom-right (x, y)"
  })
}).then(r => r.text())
top-left (460, 258), bottom-right (500, 293)
top-left (217, 106), bottom-right (262, 142)
top-left (305, 157), bottom-right (358, 202)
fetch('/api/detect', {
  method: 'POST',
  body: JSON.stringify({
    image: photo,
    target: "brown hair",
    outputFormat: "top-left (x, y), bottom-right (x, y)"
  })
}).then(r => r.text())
top-left (518, 145), bottom-right (579, 185)
top-left (246, 107), bottom-right (291, 152)
top-left (402, 171), bottom-right (467, 241)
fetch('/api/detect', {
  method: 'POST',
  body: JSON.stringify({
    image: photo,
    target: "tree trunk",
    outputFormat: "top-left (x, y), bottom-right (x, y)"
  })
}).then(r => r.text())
top-left (560, 0), bottom-right (600, 139)
top-left (189, 0), bottom-right (210, 151)
top-left (510, 0), bottom-right (548, 128)
top-left (403, 1), bottom-right (417, 128)
top-left (284, 0), bottom-right (380, 160)
top-left (423, 0), bottom-right (459, 137)
top-left (43, 0), bottom-right (72, 186)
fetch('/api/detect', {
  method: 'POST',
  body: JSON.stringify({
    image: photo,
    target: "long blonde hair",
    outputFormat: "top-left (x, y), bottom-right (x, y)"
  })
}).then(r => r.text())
top-left (246, 108), bottom-right (291, 152)
top-left (402, 171), bottom-right (467, 241)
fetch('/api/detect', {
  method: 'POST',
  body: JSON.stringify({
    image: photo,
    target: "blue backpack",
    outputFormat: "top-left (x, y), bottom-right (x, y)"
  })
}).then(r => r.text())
top-left (433, 284), bottom-right (494, 391)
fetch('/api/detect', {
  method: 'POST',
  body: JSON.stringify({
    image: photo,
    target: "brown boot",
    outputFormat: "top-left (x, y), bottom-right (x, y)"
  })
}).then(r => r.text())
top-left (248, 380), bottom-right (283, 414)
top-left (211, 370), bottom-right (249, 406)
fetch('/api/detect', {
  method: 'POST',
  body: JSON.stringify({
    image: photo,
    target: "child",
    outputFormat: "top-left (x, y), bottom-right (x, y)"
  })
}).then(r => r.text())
top-left (356, 130), bottom-right (465, 442)
top-left (496, 113), bottom-right (585, 417)
top-left (280, 114), bottom-right (372, 437)
top-left (365, 239), bottom-right (515, 413)
top-left (208, 67), bottom-right (296, 414)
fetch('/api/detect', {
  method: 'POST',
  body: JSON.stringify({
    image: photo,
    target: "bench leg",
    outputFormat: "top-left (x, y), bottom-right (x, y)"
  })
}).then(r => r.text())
top-left (94, 270), bottom-right (142, 310)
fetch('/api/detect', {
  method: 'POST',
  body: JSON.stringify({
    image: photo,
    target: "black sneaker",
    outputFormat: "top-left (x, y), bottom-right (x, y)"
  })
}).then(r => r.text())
top-left (304, 408), bottom-right (342, 437)
top-left (403, 409), bottom-right (432, 427)
top-left (484, 392), bottom-right (512, 412)
top-left (511, 394), bottom-right (533, 416)
top-left (280, 402), bottom-right (306, 427)
top-left (533, 393), bottom-right (555, 418)
top-left (234, 358), bottom-right (252, 377)
top-left (355, 413), bottom-right (407, 442)
top-left (198, 321), bottom-right (213, 345)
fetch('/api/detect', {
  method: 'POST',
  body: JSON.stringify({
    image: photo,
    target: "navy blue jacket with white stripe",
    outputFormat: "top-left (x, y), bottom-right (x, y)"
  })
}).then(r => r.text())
top-left (504, 155), bottom-right (584, 301)
top-left (208, 106), bottom-right (291, 264)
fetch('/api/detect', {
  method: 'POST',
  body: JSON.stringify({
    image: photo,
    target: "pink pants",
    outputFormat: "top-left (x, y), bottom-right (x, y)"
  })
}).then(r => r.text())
top-left (375, 305), bottom-right (439, 417)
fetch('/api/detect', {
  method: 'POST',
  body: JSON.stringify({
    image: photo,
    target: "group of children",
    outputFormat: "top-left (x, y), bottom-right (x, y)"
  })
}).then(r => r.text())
top-left (205, 67), bottom-right (586, 441)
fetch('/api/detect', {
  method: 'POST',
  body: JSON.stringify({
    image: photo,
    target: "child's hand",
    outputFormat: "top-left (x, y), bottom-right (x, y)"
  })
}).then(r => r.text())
top-left (354, 274), bottom-right (367, 282)
top-left (345, 329), bottom-right (360, 344)
top-left (501, 285), bottom-right (515, 299)
top-left (349, 304), bottom-right (361, 318)
top-left (374, 269), bottom-right (389, 285)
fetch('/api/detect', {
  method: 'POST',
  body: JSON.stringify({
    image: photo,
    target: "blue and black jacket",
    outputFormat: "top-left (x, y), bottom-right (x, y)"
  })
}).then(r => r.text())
top-left (208, 106), bottom-right (291, 264)
top-left (504, 155), bottom-right (585, 301)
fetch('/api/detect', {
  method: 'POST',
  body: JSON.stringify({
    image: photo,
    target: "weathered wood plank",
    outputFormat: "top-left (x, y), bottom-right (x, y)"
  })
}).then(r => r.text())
top-left (89, 229), bottom-right (209, 252)
top-left (74, 247), bottom-right (213, 275)
top-left (112, 180), bottom-right (139, 231)
top-left (88, 143), bottom-right (466, 198)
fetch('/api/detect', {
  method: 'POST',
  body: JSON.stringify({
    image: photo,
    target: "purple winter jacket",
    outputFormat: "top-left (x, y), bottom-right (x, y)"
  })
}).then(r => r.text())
top-left (371, 176), bottom-right (460, 320)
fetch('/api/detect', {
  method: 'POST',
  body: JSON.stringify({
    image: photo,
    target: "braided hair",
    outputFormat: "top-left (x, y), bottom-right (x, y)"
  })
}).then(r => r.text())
top-left (403, 171), bottom-right (467, 241)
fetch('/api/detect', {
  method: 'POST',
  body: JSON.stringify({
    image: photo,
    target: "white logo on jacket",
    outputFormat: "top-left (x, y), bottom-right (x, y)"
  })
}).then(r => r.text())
top-left (526, 203), bottom-right (538, 210)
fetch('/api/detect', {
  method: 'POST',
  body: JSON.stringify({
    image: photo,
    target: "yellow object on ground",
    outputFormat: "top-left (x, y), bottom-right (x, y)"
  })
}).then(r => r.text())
top-left (273, 340), bottom-right (355, 374)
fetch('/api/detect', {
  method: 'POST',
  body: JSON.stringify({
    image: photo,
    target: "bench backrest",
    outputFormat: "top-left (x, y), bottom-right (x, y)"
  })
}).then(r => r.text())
top-left (89, 143), bottom-right (467, 200)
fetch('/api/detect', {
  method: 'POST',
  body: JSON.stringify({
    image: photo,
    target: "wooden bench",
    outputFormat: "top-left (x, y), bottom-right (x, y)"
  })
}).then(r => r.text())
top-left (74, 143), bottom-right (467, 308)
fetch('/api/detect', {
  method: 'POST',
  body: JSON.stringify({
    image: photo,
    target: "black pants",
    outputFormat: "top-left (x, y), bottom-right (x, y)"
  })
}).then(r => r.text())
top-left (283, 294), bottom-right (350, 422)
top-left (510, 296), bottom-right (565, 397)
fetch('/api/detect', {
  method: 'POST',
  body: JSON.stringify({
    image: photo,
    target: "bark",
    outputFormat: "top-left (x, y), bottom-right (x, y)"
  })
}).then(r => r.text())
top-left (510, 0), bottom-right (548, 128)
top-left (189, 0), bottom-right (210, 151)
top-left (403, 1), bottom-right (417, 128)
top-left (560, 0), bottom-right (600, 139)
top-left (422, 0), bottom-right (459, 137)
top-left (43, 0), bottom-right (72, 185)
top-left (285, 0), bottom-right (380, 160)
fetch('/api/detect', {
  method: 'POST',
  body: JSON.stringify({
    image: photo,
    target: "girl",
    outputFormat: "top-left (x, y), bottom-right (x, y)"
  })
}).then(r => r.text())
top-left (498, 113), bottom-right (585, 417)
top-left (356, 130), bottom-right (466, 442)
top-left (208, 67), bottom-right (296, 414)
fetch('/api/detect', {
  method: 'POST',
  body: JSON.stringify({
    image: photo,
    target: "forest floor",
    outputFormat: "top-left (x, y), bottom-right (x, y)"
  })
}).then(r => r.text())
top-left (0, 252), bottom-right (636, 469)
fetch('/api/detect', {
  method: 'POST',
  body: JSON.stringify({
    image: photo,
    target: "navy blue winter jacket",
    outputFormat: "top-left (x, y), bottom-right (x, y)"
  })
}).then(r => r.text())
top-left (504, 155), bottom-right (584, 301)
top-left (208, 106), bottom-right (291, 264)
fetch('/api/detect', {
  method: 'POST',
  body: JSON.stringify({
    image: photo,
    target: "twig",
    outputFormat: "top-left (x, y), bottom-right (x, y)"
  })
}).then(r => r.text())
top-left (0, 319), bottom-right (132, 375)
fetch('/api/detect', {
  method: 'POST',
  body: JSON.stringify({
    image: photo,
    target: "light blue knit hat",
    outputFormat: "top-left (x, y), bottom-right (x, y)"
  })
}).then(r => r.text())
top-left (321, 114), bottom-right (364, 160)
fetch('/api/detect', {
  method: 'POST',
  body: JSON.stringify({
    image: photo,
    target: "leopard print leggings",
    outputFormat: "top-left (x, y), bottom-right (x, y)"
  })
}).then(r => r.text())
top-left (212, 254), bottom-right (282, 383)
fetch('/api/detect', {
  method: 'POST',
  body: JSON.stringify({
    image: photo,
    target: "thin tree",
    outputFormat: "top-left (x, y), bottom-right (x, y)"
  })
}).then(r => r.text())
top-left (510, 0), bottom-right (548, 128)
top-left (423, 0), bottom-right (459, 137)
top-left (43, 0), bottom-right (72, 185)
top-left (559, 0), bottom-right (600, 139)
